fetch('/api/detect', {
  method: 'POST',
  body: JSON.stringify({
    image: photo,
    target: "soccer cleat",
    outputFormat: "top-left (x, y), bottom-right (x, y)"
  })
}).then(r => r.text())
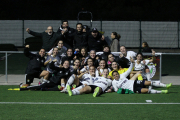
top-left (8, 88), bottom-right (13, 90)
top-left (72, 84), bottom-right (76, 90)
top-left (93, 87), bottom-right (100, 97)
top-left (67, 85), bottom-right (72, 96)
top-left (166, 83), bottom-right (172, 89)
top-left (161, 90), bottom-right (168, 94)
top-left (19, 83), bottom-right (27, 88)
top-left (58, 85), bottom-right (64, 91)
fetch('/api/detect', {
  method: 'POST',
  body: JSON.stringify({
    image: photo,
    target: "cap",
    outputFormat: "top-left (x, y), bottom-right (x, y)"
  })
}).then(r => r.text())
top-left (92, 28), bottom-right (98, 33)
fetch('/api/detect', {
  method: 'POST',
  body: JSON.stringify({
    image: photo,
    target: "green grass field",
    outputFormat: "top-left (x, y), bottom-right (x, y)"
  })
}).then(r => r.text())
top-left (0, 85), bottom-right (180, 120)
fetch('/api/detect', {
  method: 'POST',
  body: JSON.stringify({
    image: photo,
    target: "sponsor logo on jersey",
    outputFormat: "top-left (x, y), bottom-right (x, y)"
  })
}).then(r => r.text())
top-left (71, 60), bottom-right (73, 63)
top-left (41, 60), bottom-right (44, 63)
top-left (66, 72), bottom-right (68, 75)
top-left (37, 58), bottom-right (39, 61)
top-left (69, 31), bottom-right (71, 33)
top-left (60, 71), bottom-right (62, 73)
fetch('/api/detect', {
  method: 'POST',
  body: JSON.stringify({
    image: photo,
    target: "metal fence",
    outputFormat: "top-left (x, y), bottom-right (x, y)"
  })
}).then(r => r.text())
top-left (0, 20), bottom-right (179, 48)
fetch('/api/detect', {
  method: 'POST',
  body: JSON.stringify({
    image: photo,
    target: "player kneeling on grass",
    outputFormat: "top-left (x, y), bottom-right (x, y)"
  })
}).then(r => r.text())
top-left (67, 68), bottom-right (112, 97)
top-left (20, 45), bottom-right (49, 88)
top-left (112, 70), bottom-right (172, 94)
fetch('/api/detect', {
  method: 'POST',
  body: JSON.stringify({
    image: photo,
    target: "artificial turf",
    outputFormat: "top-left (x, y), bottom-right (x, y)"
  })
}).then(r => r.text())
top-left (0, 85), bottom-right (180, 120)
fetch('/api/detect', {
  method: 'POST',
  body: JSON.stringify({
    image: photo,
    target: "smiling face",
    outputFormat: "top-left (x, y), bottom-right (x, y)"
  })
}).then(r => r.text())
top-left (120, 46), bottom-right (127, 55)
top-left (63, 61), bottom-right (69, 68)
top-left (111, 62), bottom-right (118, 70)
top-left (99, 60), bottom-right (106, 69)
top-left (102, 69), bottom-right (109, 78)
top-left (112, 71), bottom-right (120, 80)
top-left (53, 48), bottom-right (58, 56)
top-left (108, 54), bottom-right (114, 62)
top-left (92, 32), bottom-right (98, 38)
top-left (87, 59), bottom-right (93, 66)
top-left (103, 47), bottom-right (109, 52)
top-left (74, 59), bottom-right (80, 67)
top-left (39, 49), bottom-right (45, 57)
top-left (67, 49), bottom-right (73, 57)
top-left (58, 41), bottom-right (63, 49)
top-left (89, 66), bottom-right (95, 75)
top-left (76, 24), bottom-right (82, 32)
top-left (90, 50), bottom-right (96, 58)
top-left (136, 54), bottom-right (143, 62)
top-left (62, 22), bottom-right (68, 28)
top-left (81, 48), bottom-right (86, 56)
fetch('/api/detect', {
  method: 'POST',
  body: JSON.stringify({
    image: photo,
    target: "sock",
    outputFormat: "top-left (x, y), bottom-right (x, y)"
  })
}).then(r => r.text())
top-left (148, 89), bottom-right (161, 94)
top-left (151, 81), bottom-right (166, 87)
top-left (42, 79), bottom-right (48, 83)
top-left (72, 89), bottom-right (80, 95)
top-left (146, 72), bottom-right (151, 81)
top-left (75, 85), bottom-right (85, 90)
top-left (65, 74), bottom-right (75, 89)
top-left (138, 74), bottom-right (143, 80)
top-left (61, 83), bottom-right (65, 88)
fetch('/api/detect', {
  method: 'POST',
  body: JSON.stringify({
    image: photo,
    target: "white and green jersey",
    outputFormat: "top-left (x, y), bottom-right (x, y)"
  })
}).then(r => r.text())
top-left (93, 77), bottom-right (112, 92)
top-left (112, 63), bottom-right (134, 92)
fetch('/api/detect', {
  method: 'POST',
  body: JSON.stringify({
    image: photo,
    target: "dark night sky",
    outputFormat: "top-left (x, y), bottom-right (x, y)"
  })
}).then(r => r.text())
top-left (0, 0), bottom-right (180, 21)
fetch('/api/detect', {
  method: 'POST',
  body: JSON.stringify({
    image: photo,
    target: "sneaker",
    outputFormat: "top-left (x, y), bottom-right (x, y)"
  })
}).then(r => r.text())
top-left (72, 84), bottom-right (76, 90)
top-left (67, 85), bottom-right (72, 96)
top-left (161, 90), bottom-right (168, 94)
top-left (93, 87), bottom-right (100, 97)
top-left (166, 83), bottom-right (172, 89)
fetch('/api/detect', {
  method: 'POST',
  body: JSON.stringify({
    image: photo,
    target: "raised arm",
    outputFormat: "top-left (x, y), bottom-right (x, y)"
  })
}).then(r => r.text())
top-left (24, 45), bottom-right (34, 58)
top-left (121, 57), bottom-right (134, 78)
top-left (149, 49), bottom-right (156, 62)
top-left (26, 28), bottom-right (42, 37)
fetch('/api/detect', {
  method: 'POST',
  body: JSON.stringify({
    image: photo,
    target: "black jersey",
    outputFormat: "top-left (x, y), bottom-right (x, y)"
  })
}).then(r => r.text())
top-left (24, 48), bottom-right (45, 74)
top-left (49, 61), bottom-right (76, 85)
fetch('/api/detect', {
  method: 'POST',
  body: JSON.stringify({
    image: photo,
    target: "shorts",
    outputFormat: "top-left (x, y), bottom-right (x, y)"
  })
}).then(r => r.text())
top-left (133, 80), bottom-right (146, 93)
top-left (89, 85), bottom-right (103, 95)
top-left (25, 72), bottom-right (42, 84)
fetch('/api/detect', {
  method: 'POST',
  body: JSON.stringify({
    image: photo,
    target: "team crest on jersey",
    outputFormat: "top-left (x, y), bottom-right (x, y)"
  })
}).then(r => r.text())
top-left (147, 63), bottom-right (156, 78)
top-left (65, 72), bottom-right (68, 75)
top-left (41, 60), bottom-right (44, 63)
top-left (37, 58), bottom-right (39, 61)
top-left (60, 71), bottom-right (62, 73)
top-left (71, 60), bottom-right (73, 63)
top-left (69, 31), bottom-right (71, 33)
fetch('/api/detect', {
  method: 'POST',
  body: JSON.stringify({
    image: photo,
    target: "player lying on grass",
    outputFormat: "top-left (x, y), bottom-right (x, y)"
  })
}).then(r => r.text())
top-left (130, 49), bottom-right (156, 81)
top-left (67, 68), bottom-right (112, 97)
top-left (112, 70), bottom-right (172, 94)
top-left (19, 60), bottom-right (76, 91)
top-left (61, 65), bottom-right (97, 92)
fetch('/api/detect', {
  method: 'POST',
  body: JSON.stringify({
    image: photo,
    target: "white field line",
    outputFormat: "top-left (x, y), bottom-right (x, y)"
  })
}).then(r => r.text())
top-left (0, 102), bottom-right (180, 105)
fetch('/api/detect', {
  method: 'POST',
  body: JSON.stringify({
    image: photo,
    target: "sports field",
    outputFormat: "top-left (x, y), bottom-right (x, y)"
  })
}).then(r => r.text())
top-left (1, 85), bottom-right (180, 120)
